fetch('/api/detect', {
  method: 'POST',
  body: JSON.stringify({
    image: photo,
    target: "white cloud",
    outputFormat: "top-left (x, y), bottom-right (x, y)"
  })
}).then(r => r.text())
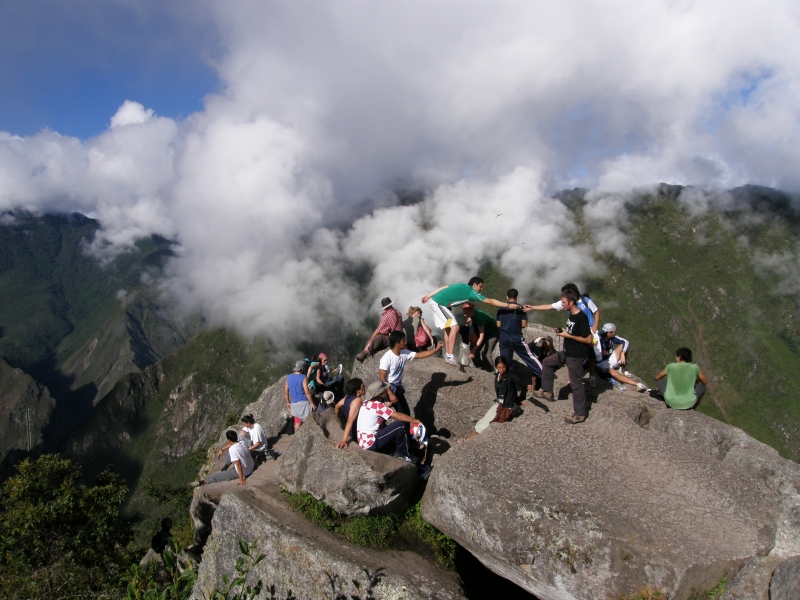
top-left (2, 1), bottom-right (800, 344)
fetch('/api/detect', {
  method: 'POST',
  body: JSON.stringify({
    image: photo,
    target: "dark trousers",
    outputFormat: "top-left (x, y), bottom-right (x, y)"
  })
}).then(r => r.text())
top-left (367, 334), bottom-right (391, 357)
top-left (367, 420), bottom-right (410, 456)
top-left (541, 352), bottom-right (588, 417)
top-left (655, 379), bottom-right (706, 404)
top-left (389, 384), bottom-right (411, 416)
top-left (500, 337), bottom-right (543, 379)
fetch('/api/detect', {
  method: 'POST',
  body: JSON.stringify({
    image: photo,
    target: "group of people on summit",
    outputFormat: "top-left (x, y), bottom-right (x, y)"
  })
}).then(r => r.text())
top-left (193, 276), bottom-right (709, 486)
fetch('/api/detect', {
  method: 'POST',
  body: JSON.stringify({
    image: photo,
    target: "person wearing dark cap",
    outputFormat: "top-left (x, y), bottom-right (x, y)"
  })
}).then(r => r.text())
top-left (284, 360), bottom-right (317, 430)
top-left (357, 297), bottom-right (404, 362)
top-left (355, 380), bottom-right (420, 463)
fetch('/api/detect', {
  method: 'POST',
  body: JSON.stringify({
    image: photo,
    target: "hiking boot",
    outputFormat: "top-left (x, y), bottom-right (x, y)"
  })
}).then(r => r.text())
top-left (564, 414), bottom-right (586, 425)
top-left (356, 351), bottom-right (368, 362)
top-left (269, 449), bottom-right (281, 460)
top-left (393, 453), bottom-right (419, 464)
top-left (444, 356), bottom-right (459, 367)
top-left (588, 376), bottom-right (597, 389)
top-left (532, 390), bottom-right (555, 402)
top-left (636, 383), bottom-right (647, 393)
top-left (187, 480), bottom-right (203, 488)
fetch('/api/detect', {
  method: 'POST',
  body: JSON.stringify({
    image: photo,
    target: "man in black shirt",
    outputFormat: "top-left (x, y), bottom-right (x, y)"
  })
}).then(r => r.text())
top-left (534, 289), bottom-right (594, 424)
top-left (496, 288), bottom-right (541, 390)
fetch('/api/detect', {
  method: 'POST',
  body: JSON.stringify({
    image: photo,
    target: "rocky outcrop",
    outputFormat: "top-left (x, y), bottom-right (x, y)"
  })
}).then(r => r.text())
top-left (190, 487), bottom-right (465, 600)
top-left (420, 388), bottom-right (799, 600)
top-left (277, 410), bottom-right (419, 515)
top-left (769, 555), bottom-right (800, 600)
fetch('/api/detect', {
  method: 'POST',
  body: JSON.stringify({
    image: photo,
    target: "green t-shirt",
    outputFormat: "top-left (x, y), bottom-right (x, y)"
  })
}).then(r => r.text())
top-left (432, 283), bottom-right (486, 308)
top-left (664, 362), bottom-right (701, 410)
top-left (472, 309), bottom-right (499, 336)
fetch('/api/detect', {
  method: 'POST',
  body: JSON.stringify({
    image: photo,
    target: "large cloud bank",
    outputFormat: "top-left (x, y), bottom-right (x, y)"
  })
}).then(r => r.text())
top-left (1, 1), bottom-right (799, 341)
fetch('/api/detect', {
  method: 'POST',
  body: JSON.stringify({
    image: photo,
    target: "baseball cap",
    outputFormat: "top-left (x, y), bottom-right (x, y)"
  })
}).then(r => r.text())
top-left (293, 360), bottom-right (306, 372)
top-left (602, 323), bottom-right (616, 333)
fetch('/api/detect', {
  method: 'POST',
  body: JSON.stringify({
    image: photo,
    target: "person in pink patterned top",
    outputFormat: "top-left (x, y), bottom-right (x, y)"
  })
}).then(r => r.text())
top-left (355, 380), bottom-right (420, 463)
top-left (357, 297), bottom-right (404, 362)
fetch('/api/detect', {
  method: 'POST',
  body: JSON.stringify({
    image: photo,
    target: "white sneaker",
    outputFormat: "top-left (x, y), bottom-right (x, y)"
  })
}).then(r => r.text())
top-left (636, 383), bottom-right (647, 393)
top-left (444, 356), bottom-right (459, 367)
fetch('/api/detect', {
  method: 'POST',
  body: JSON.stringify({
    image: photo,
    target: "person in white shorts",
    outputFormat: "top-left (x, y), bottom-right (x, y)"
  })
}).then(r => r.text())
top-left (422, 277), bottom-right (521, 367)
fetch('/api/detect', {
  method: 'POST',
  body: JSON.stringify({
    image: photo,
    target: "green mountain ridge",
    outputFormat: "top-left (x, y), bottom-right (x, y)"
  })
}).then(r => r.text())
top-left (0, 212), bottom-right (199, 467)
top-left (503, 184), bottom-right (800, 459)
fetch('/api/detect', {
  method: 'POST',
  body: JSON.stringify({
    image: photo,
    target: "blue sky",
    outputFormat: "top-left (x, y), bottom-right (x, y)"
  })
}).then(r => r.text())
top-left (0, 0), bottom-right (220, 138)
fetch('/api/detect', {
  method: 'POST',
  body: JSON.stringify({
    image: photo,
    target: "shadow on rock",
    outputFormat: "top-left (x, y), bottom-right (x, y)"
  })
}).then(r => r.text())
top-left (415, 373), bottom-right (473, 434)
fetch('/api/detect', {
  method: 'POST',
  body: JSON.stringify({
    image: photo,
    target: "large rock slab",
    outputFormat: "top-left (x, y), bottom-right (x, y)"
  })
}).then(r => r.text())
top-left (277, 410), bottom-right (419, 515)
top-left (769, 555), bottom-right (800, 600)
top-left (190, 487), bottom-right (465, 600)
top-left (421, 399), bottom-right (782, 600)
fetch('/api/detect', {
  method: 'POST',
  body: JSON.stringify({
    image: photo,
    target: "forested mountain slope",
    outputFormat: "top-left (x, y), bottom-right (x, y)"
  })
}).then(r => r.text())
top-left (0, 212), bottom-right (198, 466)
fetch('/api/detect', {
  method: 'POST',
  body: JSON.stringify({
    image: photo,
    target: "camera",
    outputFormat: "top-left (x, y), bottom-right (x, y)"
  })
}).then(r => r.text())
top-left (555, 327), bottom-right (563, 334)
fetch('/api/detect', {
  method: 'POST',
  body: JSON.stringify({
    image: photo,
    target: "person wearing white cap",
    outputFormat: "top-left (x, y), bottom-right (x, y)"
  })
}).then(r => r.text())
top-left (284, 360), bottom-right (317, 430)
top-left (357, 297), bottom-right (404, 362)
top-left (597, 323), bottom-right (647, 392)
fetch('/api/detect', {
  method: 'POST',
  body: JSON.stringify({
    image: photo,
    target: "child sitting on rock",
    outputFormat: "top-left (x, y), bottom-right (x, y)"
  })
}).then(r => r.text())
top-left (465, 356), bottom-right (528, 441)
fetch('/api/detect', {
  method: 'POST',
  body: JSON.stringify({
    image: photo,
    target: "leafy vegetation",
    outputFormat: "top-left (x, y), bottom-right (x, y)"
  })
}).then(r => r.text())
top-left (0, 455), bottom-right (133, 599)
top-left (206, 539), bottom-right (265, 600)
top-left (283, 490), bottom-right (456, 568)
top-left (122, 538), bottom-right (196, 600)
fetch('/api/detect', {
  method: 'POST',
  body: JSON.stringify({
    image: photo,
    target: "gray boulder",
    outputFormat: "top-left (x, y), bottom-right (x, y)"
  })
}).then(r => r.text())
top-left (421, 397), bottom-right (784, 600)
top-left (276, 410), bottom-right (419, 515)
top-left (769, 555), bottom-right (800, 600)
top-left (190, 487), bottom-right (465, 600)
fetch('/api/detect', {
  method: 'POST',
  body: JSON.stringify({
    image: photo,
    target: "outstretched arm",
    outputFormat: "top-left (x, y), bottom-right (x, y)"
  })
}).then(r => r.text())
top-left (523, 304), bottom-right (555, 311)
top-left (390, 411), bottom-right (420, 424)
top-left (482, 298), bottom-right (520, 308)
top-left (415, 341), bottom-right (443, 359)
top-left (422, 286), bottom-right (448, 304)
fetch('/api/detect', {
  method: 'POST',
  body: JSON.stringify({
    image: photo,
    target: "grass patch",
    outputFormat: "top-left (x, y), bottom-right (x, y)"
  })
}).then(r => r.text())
top-left (282, 490), bottom-right (456, 568)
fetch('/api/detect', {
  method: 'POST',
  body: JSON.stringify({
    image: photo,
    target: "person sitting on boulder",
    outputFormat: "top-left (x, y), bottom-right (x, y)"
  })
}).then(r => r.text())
top-left (188, 430), bottom-right (254, 487)
top-left (379, 330), bottom-right (443, 416)
top-left (422, 277), bottom-right (522, 367)
top-left (465, 356), bottom-right (529, 441)
top-left (529, 335), bottom-right (556, 363)
top-left (654, 347), bottom-right (708, 409)
top-left (308, 353), bottom-right (344, 400)
top-left (284, 360), bottom-right (317, 430)
top-left (596, 323), bottom-right (647, 392)
top-left (461, 303), bottom-right (499, 371)
top-left (335, 377), bottom-right (365, 448)
top-left (356, 380), bottom-right (421, 463)
top-left (496, 288), bottom-right (540, 391)
top-left (403, 306), bottom-right (434, 351)
top-left (239, 414), bottom-right (279, 461)
top-left (357, 297), bottom-right (404, 362)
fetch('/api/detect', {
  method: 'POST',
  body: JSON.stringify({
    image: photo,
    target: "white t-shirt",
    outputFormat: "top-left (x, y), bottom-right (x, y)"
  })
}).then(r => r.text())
top-left (378, 349), bottom-right (416, 386)
top-left (243, 423), bottom-right (266, 451)
top-left (228, 440), bottom-right (254, 476)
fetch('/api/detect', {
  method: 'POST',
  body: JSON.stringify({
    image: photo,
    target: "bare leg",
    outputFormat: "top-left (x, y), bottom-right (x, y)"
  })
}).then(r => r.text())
top-left (613, 345), bottom-right (625, 368)
top-left (609, 368), bottom-right (639, 387)
top-left (444, 325), bottom-right (460, 355)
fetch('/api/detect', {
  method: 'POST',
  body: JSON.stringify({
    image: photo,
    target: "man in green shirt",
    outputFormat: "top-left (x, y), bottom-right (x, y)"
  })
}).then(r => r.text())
top-left (461, 303), bottom-right (499, 370)
top-left (422, 277), bottom-right (520, 367)
top-left (654, 347), bottom-right (708, 409)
